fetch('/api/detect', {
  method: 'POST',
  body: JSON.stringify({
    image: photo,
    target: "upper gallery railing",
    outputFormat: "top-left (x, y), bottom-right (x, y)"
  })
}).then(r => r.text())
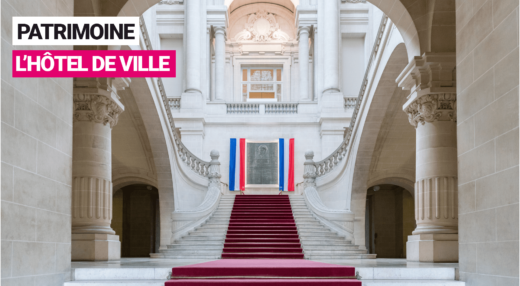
top-left (313, 15), bottom-right (389, 177)
top-left (139, 16), bottom-right (212, 177)
top-left (226, 102), bottom-right (299, 114)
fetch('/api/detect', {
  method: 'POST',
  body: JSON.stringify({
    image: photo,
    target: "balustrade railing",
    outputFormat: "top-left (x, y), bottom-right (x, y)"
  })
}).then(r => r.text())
top-left (227, 103), bottom-right (260, 114)
top-left (344, 97), bottom-right (357, 109)
top-left (226, 102), bottom-right (299, 115)
top-left (265, 103), bottom-right (298, 114)
top-left (168, 98), bottom-right (181, 110)
top-left (312, 15), bottom-right (389, 177)
top-left (140, 16), bottom-right (212, 178)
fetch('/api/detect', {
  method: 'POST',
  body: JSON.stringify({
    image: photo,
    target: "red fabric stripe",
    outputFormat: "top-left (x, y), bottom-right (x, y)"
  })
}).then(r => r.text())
top-left (240, 138), bottom-right (246, 191)
top-left (288, 138), bottom-right (295, 191)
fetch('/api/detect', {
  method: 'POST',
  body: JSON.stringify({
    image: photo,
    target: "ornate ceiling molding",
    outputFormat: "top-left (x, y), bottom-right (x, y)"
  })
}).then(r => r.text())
top-left (234, 9), bottom-right (291, 43)
top-left (158, 0), bottom-right (183, 4)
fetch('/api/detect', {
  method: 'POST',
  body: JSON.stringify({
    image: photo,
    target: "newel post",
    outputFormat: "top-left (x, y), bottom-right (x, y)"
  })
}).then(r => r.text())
top-left (303, 150), bottom-right (317, 189)
top-left (208, 150), bottom-right (221, 189)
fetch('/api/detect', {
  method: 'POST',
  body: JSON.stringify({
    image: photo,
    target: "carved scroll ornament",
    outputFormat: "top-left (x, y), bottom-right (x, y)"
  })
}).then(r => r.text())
top-left (235, 9), bottom-right (291, 42)
top-left (73, 94), bottom-right (124, 128)
top-left (404, 93), bottom-right (456, 128)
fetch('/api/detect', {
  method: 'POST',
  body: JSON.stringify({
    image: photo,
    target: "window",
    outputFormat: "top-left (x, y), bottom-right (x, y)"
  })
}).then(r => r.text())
top-left (242, 67), bottom-right (282, 101)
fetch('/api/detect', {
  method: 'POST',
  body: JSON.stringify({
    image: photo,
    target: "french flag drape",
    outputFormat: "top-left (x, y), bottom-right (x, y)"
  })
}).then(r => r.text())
top-left (229, 138), bottom-right (294, 192)
top-left (229, 138), bottom-right (246, 191)
top-left (279, 138), bottom-right (295, 192)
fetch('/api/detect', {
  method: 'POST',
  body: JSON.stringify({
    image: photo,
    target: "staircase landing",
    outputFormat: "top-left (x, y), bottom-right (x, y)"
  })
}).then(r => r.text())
top-left (66, 258), bottom-right (464, 286)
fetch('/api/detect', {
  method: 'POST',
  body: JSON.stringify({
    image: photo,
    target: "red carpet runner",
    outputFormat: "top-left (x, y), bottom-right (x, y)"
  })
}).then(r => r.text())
top-left (166, 259), bottom-right (361, 285)
top-left (222, 195), bottom-right (303, 259)
top-left (165, 196), bottom-right (361, 285)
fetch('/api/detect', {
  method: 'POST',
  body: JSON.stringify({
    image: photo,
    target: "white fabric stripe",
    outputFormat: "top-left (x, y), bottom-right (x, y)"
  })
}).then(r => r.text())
top-left (234, 139), bottom-right (240, 191)
top-left (283, 138), bottom-right (289, 191)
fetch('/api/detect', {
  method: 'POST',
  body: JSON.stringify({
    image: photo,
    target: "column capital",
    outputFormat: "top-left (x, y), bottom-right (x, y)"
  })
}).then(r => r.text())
top-left (404, 93), bottom-right (456, 128)
top-left (213, 25), bottom-right (226, 36)
top-left (73, 93), bottom-right (124, 128)
top-left (73, 77), bottom-right (126, 129)
top-left (298, 25), bottom-right (311, 38)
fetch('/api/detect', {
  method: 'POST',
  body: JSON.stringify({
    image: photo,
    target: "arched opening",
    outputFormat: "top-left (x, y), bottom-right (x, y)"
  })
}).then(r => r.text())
top-left (111, 184), bottom-right (160, 257)
top-left (365, 184), bottom-right (415, 258)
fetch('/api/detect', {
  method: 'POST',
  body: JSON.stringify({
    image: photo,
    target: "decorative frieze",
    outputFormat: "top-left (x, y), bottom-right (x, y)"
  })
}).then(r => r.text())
top-left (404, 93), bottom-right (456, 128)
top-left (159, 0), bottom-right (183, 4)
top-left (73, 94), bottom-right (124, 128)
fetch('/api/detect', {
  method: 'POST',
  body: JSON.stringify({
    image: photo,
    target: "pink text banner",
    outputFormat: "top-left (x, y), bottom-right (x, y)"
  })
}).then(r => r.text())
top-left (12, 50), bottom-right (176, 78)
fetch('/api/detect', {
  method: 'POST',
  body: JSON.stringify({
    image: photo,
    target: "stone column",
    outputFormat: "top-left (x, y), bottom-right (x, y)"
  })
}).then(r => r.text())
top-left (323, 0), bottom-right (340, 93)
top-left (298, 26), bottom-right (311, 101)
top-left (71, 78), bottom-right (129, 261)
top-left (185, 0), bottom-right (201, 94)
top-left (398, 54), bottom-right (458, 262)
top-left (214, 26), bottom-right (226, 101)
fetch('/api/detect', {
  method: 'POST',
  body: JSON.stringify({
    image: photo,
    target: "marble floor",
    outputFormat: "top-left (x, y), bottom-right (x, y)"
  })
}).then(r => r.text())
top-left (71, 257), bottom-right (459, 269)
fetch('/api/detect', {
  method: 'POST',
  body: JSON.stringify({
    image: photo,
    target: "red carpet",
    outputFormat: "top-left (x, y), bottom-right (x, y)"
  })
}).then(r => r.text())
top-left (222, 195), bottom-right (304, 259)
top-left (165, 196), bottom-right (361, 285)
top-left (166, 259), bottom-right (361, 285)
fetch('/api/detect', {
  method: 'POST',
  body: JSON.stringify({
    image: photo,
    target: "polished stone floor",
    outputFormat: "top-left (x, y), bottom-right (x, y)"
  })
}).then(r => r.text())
top-left (71, 258), bottom-right (459, 269)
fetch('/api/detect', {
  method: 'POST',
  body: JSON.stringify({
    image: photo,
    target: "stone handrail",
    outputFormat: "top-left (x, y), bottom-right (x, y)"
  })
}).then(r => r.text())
top-left (314, 15), bottom-right (388, 177)
top-left (302, 151), bottom-right (355, 240)
top-left (139, 16), bottom-right (222, 246)
top-left (140, 16), bottom-right (212, 178)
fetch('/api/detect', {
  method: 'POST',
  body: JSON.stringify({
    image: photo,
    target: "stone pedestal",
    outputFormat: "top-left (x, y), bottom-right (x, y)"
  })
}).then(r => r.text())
top-left (71, 234), bottom-right (121, 261)
top-left (407, 234), bottom-right (459, 262)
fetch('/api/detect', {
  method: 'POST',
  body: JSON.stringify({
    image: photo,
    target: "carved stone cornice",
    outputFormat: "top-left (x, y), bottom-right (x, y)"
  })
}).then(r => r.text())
top-left (158, 0), bottom-right (183, 4)
top-left (397, 53), bottom-right (456, 99)
top-left (404, 93), bottom-right (456, 128)
top-left (73, 94), bottom-right (124, 128)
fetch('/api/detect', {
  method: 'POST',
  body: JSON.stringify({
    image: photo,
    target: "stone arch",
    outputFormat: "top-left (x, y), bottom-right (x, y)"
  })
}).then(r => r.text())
top-left (113, 0), bottom-right (421, 60)
top-left (113, 177), bottom-right (158, 192)
top-left (367, 177), bottom-right (415, 197)
top-left (348, 41), bottom-right (409, 245)
top-left (118, 77), bottom-right (175, 251)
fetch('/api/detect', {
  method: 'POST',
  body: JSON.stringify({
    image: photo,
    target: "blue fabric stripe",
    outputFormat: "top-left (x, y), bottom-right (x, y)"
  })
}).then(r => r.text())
top-left (279, 138), bottom-right (284, 191)
top-left (229, 138), bottom-right (236, 191)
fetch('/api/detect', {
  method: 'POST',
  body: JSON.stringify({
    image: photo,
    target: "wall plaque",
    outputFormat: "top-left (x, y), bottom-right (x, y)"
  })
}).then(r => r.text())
top-left (246, 142), bottom-right (278, 185)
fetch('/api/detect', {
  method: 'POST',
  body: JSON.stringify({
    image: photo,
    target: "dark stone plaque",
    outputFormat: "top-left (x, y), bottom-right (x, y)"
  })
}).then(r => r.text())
top-left (246, 142), bottom-right (278, 185)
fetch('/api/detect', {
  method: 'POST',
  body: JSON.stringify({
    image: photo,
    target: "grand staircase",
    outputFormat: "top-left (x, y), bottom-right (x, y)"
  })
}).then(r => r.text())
top-left (289, 196), bottom-right (376, 259)
top-left (157, 196), bottom-right (235, 259)
top-left (222, 195), bottom-right (304, 259)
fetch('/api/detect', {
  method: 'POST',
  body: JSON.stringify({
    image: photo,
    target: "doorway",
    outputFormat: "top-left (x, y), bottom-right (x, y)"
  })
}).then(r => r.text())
top-left (111, 184), bottom-right (160, 257)
top-left (365, 184), bottom-right (415, 258)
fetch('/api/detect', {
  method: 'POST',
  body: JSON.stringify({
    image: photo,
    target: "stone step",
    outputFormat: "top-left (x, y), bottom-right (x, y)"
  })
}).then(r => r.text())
top-left (303, 250), bottom-right (367, 255)
top-left (302, 240), bottom-right (352, 245)
top-left (172, 240), bottom-right (224, 245)
top-left (302, 245), bottom-right (357, 250)
top-left (161, 249), bottom-right (223, 255)
top-left (306, 254), bottom-right (377, 259)
top-left (167, 244), bottom-right (223, 250)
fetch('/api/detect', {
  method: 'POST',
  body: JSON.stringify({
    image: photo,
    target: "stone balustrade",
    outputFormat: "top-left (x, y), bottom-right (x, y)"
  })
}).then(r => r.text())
top-left (226, 102), bottom-right (299, 115)
top-left (344, 97), bottom-right (356, 109)
top-left (168, 98), bottom-right (181, 110)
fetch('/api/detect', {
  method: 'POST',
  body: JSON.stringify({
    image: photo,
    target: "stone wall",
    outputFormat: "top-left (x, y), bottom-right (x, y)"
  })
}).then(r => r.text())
top-left (456, 0), bottom-right (519, 284)
top-left (1, 0), bottom-right (74, 285)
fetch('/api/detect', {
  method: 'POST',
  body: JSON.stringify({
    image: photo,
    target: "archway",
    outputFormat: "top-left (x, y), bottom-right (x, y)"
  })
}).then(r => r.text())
top-left (112, 185), bottom-right (160, 257)
top-left (365, 184), bottom-right (415, 258)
